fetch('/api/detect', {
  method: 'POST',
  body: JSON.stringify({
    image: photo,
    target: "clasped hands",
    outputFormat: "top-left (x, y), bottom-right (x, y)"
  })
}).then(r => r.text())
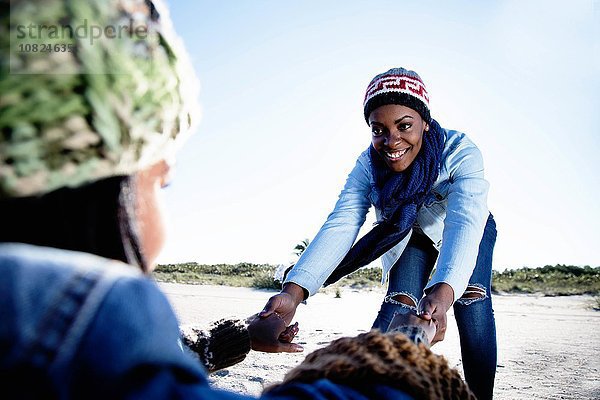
top-left (247, 283), bottom-right (306, 353)
top-left (414, 282), bottom-right (455, 345)
top-left (248, 281), bottom-right (454, 352)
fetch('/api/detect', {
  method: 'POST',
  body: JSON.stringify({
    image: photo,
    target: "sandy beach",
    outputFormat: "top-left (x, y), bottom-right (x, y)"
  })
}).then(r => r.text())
top-left (161, 283), bottom-right (600, 399)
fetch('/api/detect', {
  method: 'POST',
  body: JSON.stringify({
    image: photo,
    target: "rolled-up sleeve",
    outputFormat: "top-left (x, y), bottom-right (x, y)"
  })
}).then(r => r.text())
top-left (285, 153), bottom-right (372, 296)
top-left (424, 143), bottom-right (489, 303)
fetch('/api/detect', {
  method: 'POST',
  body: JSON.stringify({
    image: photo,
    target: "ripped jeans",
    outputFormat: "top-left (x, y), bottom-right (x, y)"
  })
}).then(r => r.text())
top-left (372, 213), bottom-right (497, 400)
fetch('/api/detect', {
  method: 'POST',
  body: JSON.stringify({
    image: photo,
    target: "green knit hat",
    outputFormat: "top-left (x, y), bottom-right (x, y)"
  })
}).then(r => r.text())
top-left (0, 0), bottom-right (200, 198)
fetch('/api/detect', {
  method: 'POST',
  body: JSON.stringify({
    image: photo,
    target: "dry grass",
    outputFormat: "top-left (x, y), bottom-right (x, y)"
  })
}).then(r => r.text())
top-left (154, 263), bottom-right (600, 296)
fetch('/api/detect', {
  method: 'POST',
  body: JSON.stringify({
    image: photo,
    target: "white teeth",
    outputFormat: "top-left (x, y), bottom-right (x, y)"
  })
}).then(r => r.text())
top-left (385, 148), bottom-right (408, 160)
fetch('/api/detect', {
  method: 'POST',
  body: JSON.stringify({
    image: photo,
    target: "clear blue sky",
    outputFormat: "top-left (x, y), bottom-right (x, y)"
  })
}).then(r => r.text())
top-left (158, 0), bottom-right (600, 270)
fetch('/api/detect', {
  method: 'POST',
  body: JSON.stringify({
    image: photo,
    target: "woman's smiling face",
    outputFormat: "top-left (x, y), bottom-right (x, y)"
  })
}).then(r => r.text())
top-left (369, 104), bottom-right (429, 172)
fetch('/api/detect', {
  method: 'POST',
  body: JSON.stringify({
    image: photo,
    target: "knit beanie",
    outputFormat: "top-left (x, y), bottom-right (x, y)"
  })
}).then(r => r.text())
top-left (363, 67), bottom-right (430, 125)
top-left (0, 0), bottom-right (200, 198)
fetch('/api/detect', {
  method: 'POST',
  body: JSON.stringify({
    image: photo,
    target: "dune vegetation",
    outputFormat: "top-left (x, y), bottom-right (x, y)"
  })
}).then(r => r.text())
top-left (153, 263), bottom-right (600, 297)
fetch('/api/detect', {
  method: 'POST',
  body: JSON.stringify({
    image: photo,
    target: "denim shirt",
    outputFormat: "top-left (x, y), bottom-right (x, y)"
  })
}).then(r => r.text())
top-left (285, 128), bottom-right (489, 302)
top-left (0, 243), bottom-right (413, 400)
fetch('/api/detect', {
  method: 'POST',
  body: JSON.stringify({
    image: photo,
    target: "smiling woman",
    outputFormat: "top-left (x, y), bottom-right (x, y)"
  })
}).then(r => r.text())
top-left (369, 105), bottom-right (427, 172)
top-left (259, 67), bottom-right (498, 400)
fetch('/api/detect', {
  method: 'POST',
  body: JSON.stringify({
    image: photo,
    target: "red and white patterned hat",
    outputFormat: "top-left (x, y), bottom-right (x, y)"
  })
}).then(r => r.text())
top-left (363, 68), bottom-right (431, 124)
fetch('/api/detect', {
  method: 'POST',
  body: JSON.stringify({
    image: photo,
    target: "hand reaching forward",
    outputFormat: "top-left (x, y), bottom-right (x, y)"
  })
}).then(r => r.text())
top-left (249, 283), bottom-right (306, 353)
top-left (387, 311), bottom-right (436, 345)
top-left (259, 283), bottom-right (305, 326)
top-left (417, 282), bottom-right (454, 345)
top-left (247, 314), bottom-right (303, 353)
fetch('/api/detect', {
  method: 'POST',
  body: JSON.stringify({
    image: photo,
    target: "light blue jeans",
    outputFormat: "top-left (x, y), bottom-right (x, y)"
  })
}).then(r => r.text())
top-left (372, 213), bottom-right (497, 400)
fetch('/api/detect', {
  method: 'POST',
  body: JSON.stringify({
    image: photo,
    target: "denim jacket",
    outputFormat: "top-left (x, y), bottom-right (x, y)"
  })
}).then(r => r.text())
top-left (285, 128), bottom-right (489, 302)
top-left (0, 243), bottom-right (413, 400)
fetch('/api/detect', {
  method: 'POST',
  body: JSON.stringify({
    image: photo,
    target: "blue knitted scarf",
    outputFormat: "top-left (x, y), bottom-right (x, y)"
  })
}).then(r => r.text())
top-left (324, 119), bottom-right (445, 286)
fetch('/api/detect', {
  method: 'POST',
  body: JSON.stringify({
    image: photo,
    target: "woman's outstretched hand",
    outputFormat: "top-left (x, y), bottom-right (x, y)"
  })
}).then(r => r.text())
top-left (259, 283), bottom-right (305, 326)
top-left (417, 282), bottom-right (454, 345)
top-left (247, 314), bottom-right (303, 353)
top-left (249, 282), bottom-right (306, 353)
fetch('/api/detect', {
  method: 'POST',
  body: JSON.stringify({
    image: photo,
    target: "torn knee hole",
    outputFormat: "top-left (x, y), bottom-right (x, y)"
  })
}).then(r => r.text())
top-left (456, 285), bottom-right (487, 305)
top-left (384, 292), bottom-right (418, 310)
top-left (391, 294), bottom-right (417, 307)
top-left (461, 285), bottom-right (486, 299)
